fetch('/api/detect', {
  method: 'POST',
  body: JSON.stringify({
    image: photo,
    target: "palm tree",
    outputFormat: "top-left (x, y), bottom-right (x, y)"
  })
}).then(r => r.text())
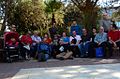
top-left (44, 0), bottom-right (62, 25)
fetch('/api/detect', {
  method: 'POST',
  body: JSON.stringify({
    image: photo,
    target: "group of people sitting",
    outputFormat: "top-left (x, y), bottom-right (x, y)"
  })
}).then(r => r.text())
top-left (3, 22), bottom-right (120, 62)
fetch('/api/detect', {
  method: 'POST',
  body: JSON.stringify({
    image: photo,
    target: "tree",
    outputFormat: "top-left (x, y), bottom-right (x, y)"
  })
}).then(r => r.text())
top-left (64, 4), bottom-right (82, 26)
top-left (8, 0), bottom-right (46, 35)
top-left (0, 0), bottom-right (21, 33)
top-left (112, 8), bottom-right (120, 21)
top-left (44, 0), bottom-right (63, 25)
top-left (71, 0), bottom-right (100, 30)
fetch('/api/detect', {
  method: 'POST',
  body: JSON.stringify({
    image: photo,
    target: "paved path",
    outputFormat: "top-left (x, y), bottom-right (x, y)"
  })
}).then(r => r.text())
top-left (12, 63), bottom-right (120, 79)
top-left (1, 58), bottom-right (120, 79)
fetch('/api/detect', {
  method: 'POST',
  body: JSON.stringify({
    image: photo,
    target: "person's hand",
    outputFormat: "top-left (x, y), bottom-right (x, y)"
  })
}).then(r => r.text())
top-left (98, 42), bottom-right (101, 46)
top-left (113, 42), bottom-right (117, 47)
top-left (36, 41), bottom-right (40, 44)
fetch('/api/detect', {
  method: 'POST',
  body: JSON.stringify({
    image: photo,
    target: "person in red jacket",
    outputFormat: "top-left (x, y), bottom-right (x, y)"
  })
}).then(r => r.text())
top-left (20, 31), bottom-right (32, 60)
top-left (108, 24), bottom-right (120, 51)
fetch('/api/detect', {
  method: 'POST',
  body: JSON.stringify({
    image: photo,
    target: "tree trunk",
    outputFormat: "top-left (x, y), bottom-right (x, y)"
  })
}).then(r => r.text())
top-left (1, 0), bottom-right (13, 33)
top-left (52, 13), bottom-right (56, 25)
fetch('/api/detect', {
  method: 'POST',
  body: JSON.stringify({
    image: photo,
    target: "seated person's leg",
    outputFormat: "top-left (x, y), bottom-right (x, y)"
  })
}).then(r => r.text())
top-left (31, 45), bottom-right (37, 58)
top-left (52, 45), bottom-right (60, 58)
top-left (116, 41), bottom-right (120, 51)
top-left (107, 42), bottom-right (113, 57)
top-left (78, 43), bottom-right (87, 57)
top-left (62, 44), bottom-right (69, 52)
top-left (69, 46), bottom-right (76, 57)
top-left (84, 42), bottom-right (90, 57)
top-left (100, 42), bottom-right (108, 58)
top-left (88, 42), bottom-right (97, 57)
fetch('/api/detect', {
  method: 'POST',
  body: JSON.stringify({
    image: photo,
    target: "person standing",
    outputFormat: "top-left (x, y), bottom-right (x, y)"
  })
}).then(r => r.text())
top-left (49, 23), bottom-right (57, 40)
top-left (99, 13), bottom-right (112, 32)
top-left (70, 21), bottom-right (82, 36)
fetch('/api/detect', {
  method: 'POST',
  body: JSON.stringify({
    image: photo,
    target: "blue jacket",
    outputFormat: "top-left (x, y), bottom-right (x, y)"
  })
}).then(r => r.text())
top-left (70, 25), bottom-right (82, 36)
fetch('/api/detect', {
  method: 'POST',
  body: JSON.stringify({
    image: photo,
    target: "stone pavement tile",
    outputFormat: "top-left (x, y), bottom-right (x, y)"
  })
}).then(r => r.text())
top-left (11, 63), bottom-right (120, 79)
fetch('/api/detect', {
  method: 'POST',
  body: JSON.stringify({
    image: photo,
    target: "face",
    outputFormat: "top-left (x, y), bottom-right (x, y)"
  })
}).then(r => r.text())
top-left (73, 21), bottom-right (77, 25)
top-left (99, 27), bottom-right (104, 33)
top-left (34, 31), bottom-right (39, 36)
top-left (82, 29), bottom-right (87, 35)
top-left (44, 34), bottom-right (48, 38)
top-left (53, 23), bottom-right (56, 27)
top-left (11, 38), bottom-right (16, 42)
top-left (93, 28), bottom-right (97, 33)
top-left (62, 32), bottom-right (66, 37)
top-left (72, 31), bottom-right (76, 36)
top-left (11, 25), bottom-right (16, 31)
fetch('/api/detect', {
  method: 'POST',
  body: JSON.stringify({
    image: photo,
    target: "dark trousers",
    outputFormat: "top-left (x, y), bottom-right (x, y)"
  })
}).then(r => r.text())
top-left (70, 45), bottom-right (80, 57)
top-left (116, 41), bottom-right (120, 51)
top-left (51, 45), bottom-right (60, 58)
top-left (31, 45), bottom-right (38, 58)
top-left (19, 43), bottom-right (31, 59)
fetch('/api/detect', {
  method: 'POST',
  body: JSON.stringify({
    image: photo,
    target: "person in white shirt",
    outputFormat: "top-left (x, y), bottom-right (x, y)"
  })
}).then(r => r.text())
top-left (31, 31), bottom-right (42, 58)
top-left (69, 31), bottom-right (81, 57)
top-left (70, 31), bottom-right (81, 45)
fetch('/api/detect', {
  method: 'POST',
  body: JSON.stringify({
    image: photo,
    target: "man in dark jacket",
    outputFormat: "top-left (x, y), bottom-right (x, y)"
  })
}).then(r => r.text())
top-left (49, 23), bottom-right (57, 40)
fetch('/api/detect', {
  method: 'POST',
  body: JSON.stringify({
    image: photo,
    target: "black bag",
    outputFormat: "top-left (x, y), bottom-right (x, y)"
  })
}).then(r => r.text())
top-left (38, 51), bottom-right (46, 62)
top-left (71, 38), bottom-right (77, 44)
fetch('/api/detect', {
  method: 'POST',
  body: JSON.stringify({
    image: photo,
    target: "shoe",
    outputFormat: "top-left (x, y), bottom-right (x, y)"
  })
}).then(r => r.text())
top-left (59, 57), bottom-right (64, 60)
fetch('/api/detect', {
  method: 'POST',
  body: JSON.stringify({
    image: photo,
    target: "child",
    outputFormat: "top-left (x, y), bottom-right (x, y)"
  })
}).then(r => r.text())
top-left (6, 38), bottom-right (19, 48)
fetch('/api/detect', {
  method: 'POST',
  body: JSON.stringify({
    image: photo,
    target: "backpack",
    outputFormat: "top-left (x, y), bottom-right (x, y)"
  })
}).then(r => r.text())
top-left (38, 51), bottom-right (49, 62)
top-left (71, 38), bottom-right (77, 44)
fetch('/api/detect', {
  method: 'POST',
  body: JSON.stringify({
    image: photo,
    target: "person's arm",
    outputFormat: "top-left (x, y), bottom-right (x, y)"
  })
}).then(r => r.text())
top-left (70, 36), bottom-right (73, 45)
top-left (78, 25), bottom-right (82, 35)
top-left (76, 35), bottom-right (81, 45)
top-left (99, 20), bottom-right (103, 26)
top-left (101, 33), bottom-right (107, 43)
top-left (94, 34), bottom-right (99, 44)
top-left (70, 26), bottom-right (73, 36)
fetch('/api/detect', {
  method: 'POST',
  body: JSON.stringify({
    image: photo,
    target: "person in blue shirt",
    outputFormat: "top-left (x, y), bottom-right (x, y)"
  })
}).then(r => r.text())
top-left (70, 21), bottom-right (82, 36)
top-left (59, 32), bottom-right (69, 52)
top-left (93, 26), bottom-right (113, 58)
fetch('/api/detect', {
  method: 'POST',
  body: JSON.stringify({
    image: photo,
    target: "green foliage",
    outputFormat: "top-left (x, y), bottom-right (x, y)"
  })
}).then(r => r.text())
top-left (8, 0), bottom-right (46, 34)
top-left (44, 0), bottom-right (63, 25)
top-left (64, 4), bottom-right (82, 27)
top-left (44, 0), bottom-right (62, 13)
top-left (71, 0), bottom-right (101, 31)
top-left (112, 9), bottom-right (120, 21)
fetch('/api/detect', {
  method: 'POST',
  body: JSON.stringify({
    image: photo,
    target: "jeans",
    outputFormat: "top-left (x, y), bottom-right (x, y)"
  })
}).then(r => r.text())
top-left (78, 42), bottom-right (90, 57)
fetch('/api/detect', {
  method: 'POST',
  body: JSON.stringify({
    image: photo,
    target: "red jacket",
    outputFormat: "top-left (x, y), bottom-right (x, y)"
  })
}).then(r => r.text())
top-left (21, 35), bottom-right (32, 45)
top-left (108, 30), bottom-right (120, 42)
